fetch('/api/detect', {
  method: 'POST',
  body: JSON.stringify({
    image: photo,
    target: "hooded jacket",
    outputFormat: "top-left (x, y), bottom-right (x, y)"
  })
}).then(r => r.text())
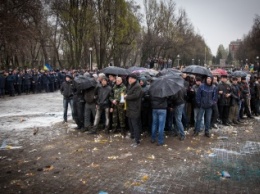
top-left (60, 80), bottom-right (74, 99)
top-left (196, 82), bottom-right (217, 108)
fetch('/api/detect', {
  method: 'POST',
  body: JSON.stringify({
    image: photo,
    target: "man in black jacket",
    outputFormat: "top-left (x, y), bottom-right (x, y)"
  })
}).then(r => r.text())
top-left (217, 75), bottom-right (232, 126)
top-left (83, 84), bottom-right (97, 131)
top-left (89, 76), bottom-right (112, 134)
top-left (170, 87), bottom-right (187, 141)
top-left (229, 77), bottom-right (241, 124)
top-left (125, 73), bottom-right (142, 147)
top-left (60, 75), bottom-right (74, 123)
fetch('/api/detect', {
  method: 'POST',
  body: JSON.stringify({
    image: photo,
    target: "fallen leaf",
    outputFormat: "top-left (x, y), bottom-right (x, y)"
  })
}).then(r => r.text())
top-left (43, 165), bottom-right (54, 171)
top-left (141, 175), bottom-right (149, 182)
top-left (108, 156), bottom-right (119, 160)
top-left (147, 154), bottom-right (155, 160)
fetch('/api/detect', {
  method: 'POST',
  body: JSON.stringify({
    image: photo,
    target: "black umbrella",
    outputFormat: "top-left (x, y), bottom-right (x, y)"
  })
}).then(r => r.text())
top-left (231, 71), bottom-right (247, 77)
top-left (149, 74), bottom-right (184, 98)
top-left (182, 65), bottom-right (212, 77)
top-left (101, 66), bottom-right (129, 76)
top-left (157, 68), bottom-right (182, 77)
top-left (74, 75), bottom-right (97, 90)
top-left (127, 66), bottom-right (147, 73)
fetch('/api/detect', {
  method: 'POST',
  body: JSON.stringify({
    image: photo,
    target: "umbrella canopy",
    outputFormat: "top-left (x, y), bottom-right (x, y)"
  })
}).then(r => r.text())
top-left (211, 68), bottom-right (227, 76)
top-left (74, 75), bottom-right (97, 90)
top-left (182, 65), bottom-right (212, 77)
top-left (149, 74), bottom-right (184, 98)
top-left (157, 68), bottom-right (182, 77)
top-left (101, 66), bottom-right (129, 76)
top-left (132, 69), bottom-right (159, 76)
top-left (127, 66), bottom-right (147, 73)
top-left (231, 71), bottom-right (248, 77)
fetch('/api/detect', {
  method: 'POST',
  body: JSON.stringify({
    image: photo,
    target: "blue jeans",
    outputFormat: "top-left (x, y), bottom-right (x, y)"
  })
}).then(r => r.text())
top-left (194, 108), bottom-right (205, 131)
top-left (63, 98), bottom-right (74, 122)
top-left (151, 109), bottom-right (166, 145)
top-left (195, 107), bottom-right (212, 133)
top-left (174, 104), bottom-right (185, 137)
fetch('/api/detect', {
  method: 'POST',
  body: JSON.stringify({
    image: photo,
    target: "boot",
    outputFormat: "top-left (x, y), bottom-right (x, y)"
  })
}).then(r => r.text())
top-left (88, 126), bottom-right (97, 134)
top-left (104, 126), bottom-right (110, 134)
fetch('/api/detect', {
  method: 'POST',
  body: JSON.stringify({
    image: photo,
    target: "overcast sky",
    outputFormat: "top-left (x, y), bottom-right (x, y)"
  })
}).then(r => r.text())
top-left (136, 0), bottom-right (260, 56)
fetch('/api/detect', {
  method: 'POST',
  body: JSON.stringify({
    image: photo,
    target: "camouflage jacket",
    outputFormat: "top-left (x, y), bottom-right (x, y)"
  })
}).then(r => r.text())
top-left (110, 83), bottom-right (126, 103)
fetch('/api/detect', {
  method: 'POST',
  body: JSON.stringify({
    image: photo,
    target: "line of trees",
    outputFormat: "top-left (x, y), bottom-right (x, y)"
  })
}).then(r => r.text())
top-left (236, 15), bottom-right (260, 65)
top-left (0, 0), bottom-right (212, 70)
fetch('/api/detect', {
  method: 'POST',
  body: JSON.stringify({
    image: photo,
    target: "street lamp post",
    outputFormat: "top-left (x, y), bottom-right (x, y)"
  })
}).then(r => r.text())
top-left (89, 47), bottom-right (93, 71)
top-left (192, 58), bottom-right (194, 65)
top-left (198, 59), bottom-right (200, 66)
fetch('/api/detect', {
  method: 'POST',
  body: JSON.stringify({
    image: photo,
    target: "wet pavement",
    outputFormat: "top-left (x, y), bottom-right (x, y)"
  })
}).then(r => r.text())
top-left (0, 92), bottom-right (260, 193)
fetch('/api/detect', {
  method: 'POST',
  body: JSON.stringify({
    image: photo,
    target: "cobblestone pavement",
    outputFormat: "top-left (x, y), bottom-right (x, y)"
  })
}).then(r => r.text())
top-left (0, 95), bottom-right (259, 193)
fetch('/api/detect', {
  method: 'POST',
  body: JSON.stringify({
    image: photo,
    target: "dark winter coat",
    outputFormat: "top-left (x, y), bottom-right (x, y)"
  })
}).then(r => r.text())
top-left (196, 83), bottom-right (218, 109)
top-left (170, 87), bottom-right (186, 107)
top-left (60, 80), bottom-right (74, 100)
top-left (239, 81), bottom-right (250, 99)
top-left (95, 84), bottom-right (112, 108)
top-left (23, 73), bottom-right (32, 85)
top-left (0, 74), bottom-right (5, 88)
top-left (140, 77), bottom-right (150, 108)
top-left (150, 96), bottom-right (168, 109)
top-left (230, 84), bottom-right (240, 106)
top-left (41, 74), bottom-right (50, 84)
top-left (125, 81), bottom-right (142, 118)
top-left (84, 86), bottom-right (97, 104)
top-left (217, 82), bottom-right (231, 106)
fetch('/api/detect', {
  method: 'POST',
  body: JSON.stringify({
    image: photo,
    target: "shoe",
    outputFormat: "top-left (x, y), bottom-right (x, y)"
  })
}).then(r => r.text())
top-left (62, 120), bottom-right (67, 124)
top-left (131, 142), bottom-right (140, 147)
top-left (157, 143), bottom-right (164, 146)
top-left (223, 123), bottom-right (231, 126)
top-left (151, 139), bottom-right (155, 144)
top-left (87, 126), bottom-right (97, 134)
top-left (232, 120), bottom-right (239, 125)
top-left (180, 136), bottom-right (185, 141)
top-left (248, 116), bottom-right (254, 119)
top-left (172, 133), bottom-right (179, 137)
top-left (104, 126), bottom-right (110, 133)
top-left (87, 130), bottom-right (97, 134)
top-left (193, 132), bottom-right (199, 137)
top-left (237, 120), bottom-right (244, 123)
top-left (112, 128), bottom-right (118, 133)
top-left (212, 124), bottom-right (218, 129)
top-left (205, 133), bottom-right (210, 138)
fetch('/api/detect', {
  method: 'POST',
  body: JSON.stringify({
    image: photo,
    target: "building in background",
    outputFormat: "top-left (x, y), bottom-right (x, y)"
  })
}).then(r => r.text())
top-left (229, 39), bottom-right (242, 59)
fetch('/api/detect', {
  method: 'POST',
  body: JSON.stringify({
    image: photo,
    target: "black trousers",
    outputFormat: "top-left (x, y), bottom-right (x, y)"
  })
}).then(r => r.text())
top-left (73, 96), bottom-right (85, 128)
top-left (128, 117), bottom-right (141, 143)
top-left (218, 105), bottom-right (230, 124)
top-left (211, 103), bottom-right (219, 124)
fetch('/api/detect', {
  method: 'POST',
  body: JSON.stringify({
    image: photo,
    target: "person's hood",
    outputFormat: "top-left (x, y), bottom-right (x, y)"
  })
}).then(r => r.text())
top-left (139, 76), bottom-right (147, 87)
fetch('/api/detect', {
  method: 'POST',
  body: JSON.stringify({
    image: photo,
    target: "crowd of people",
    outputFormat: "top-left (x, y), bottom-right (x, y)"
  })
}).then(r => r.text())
top-left (59, 68), bottom-right (260, 147)
top-left (1, 66), bottom-right (259, 147)
top-left (0, 69), bottom-right (68, 97)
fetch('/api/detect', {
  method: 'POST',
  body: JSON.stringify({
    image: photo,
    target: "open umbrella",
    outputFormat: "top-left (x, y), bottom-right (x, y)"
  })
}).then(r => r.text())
top-left (127, 66), bottom-right (147, 73)
top-left (182, 65), bottom-right (212, 77)
top-left (132, 69), bottom-right (158, 76)
top-left (149, 74), bottom-right (184, 98)
top-left (74, 75), bottom-right (97, 90)
top-left (231, 71), bottom-right (248, 77)
top-left (211, 68), bottom-right (227, 76)
top-left (157, 68), bottom-right (182, 77)
top-left (101, 66), bottom-right (129, 76)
